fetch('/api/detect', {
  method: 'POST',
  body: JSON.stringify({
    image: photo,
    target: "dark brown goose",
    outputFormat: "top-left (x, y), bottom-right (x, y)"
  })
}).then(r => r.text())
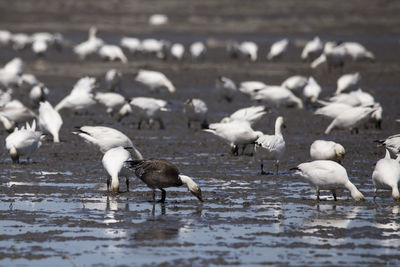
top-left (126, 159), bottom-right (203, 203)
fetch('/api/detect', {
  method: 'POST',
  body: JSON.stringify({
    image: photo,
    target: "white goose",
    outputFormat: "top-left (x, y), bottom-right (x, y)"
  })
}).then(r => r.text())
top-left (316, 101), bottom-right (349, 118)
top-left (303, 77), bottom-right (321, 103)
top-left (0, 30), bottom-right (11, 47)
top-left (372, 150), bottom-right (400, 201)
top-left (301, 36), bottom-right (323, 61)
top-left (102, 146), bottom-right (132, 193)
top-left (5, 120), bottom-right (43, 163)
top-left (29, 83), bottom-right (50, 106)
top-left (291, 160), bottom-right (365, 201)
top-left (267, 38), bottom-right (289, 60)
top-left (105, 69), bottom-right (122, 91)
top-left (74, 126), bottom-right (143, 158)
top-left (375, 134), bottom-right (400, 158)
top-left (183, 98), bottom-right (208, 129)
top-left (324, 106), bottom-right (377, 134)
top-left (0, 57), bottom-right (23, 88)
top-left (0, 88), bottom-right (12, 106)
top-left (38, 101), bottom-right (63, 143)
top-left (190, 42), bottom-right (207, 59)
top-left (139, 38), bottom-right (169, 59)
top-left (98, 44), bottom-right (127, 63)
top-left (149, 14), bottom-right (169, 26)
top-left (348, 88), bottom-right (375, 106)
top-left (339, 42), bottom-right (375, 62)
top-left (18, 73), bottom-right (39, 90)
top-left (328, 93), bottom-right (362, 107)
top-left (55, 77), bottom-right (96, 112)
top-left (281, 75), bottom-right (308, 96)
top-left (134, 69), bottom-right (175, 93)
top-left (336, 72), bottom-right (361, 95)
top-left (129, 97), bottom-right (169, 129)
top-left (120, 37), bottom-right (141, 54)
top-left (310, 140), bottom-right (345, 164)
top-left (239, 81), bottom-right (268, 97)
top-left (73, 27), bottom-right (104, 60)
top-left (0, 100), bottom-right (37, 131)
top-left (239, 41), bottom-right (258, 61)
top-left (216, 76), bottom-right (237, 102)
top-left (254, 116), bottom-right (286, 174)
top-left (11, 33), bottom-right (32, 50)
top-left (204, 120), bottom-right (263, 156)
top-left (220, 105), bottom-right (269, 127)
top-left (170, 43), bottom-right (185, 60)
top-left (252, 86), bottom-right (303, 109)
top-left (95, 92), bottom-right (125, 115)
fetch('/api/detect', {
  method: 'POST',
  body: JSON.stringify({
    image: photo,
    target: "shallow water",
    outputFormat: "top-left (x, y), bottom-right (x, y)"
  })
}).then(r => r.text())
top-left (1, 0), bottom-right (400, 266)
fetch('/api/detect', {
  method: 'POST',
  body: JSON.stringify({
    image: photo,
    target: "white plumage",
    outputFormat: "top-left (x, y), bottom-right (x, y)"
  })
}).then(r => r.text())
top-left (0, 57), bottom-right (23, 87)
top-left (183, 98), bottom-right (208, 129)
top-left (239, 81), bottom-right (268, 96)
top-left (18, 73), bottom-right (39, 90)
top-left (310, 140), bottom-right (345, 164)
top-left (204, 120), bottom-right (263, 156)
top-left (74, 126), bottom-right (143, 159)
top-left (102, 146), bottom-right (132, 193)
top-left (55, 77), bottom-right (97, 112)
top-left (220, 105), bottom-right (269, 127)
top-left (38, 101), bottom-right (63, 143)
top-left (324, 106), bottom-right (377, 134)
top-left (303, 77), bottom-right (321, 103)
top-left (301, 36), bottom-right (323, 61)
top-left (29, 83), bottom-right (50, 106)
top-left (190, 42), bottom-right (207, 59)
top-left (281, 75), bottom-right (308, 96)
top-left (336, 73), bottom-right (361, 95)
top-left (216, 76), bottom-right (237, 102)
top-left (239, 41), bottom-right (258, 61)
top-left (11, 33), bottom-right (32, 50)
top-left (254, 116), bottom-right (286, 174)
top-left (375, 134), bottom-right (400, 158)
top-left (251, 86), bottom-right (303, 109)
top-left (149, 14), bottom-right (169, 26)
top-left (314, 102), bottom-right (353, 119)
top-left (139, 38), bottom-right (168, 59)
top-left (134, 69), bottom-right (175, 93)
top-left (267, 38), bottom-right (289, 60)
top-left (0, 100), bottom-right (37, 131)
top-left (372, 150), bottom-right (400, 201)
top-left (120, 37), bottom-right (141, 54)
top-left (95, 92), bottom-right (125, 114)
top-left (98, 44), bottom-right (127, 63)
top-left (73, 27), bottom-right (104, 60)
top-left (5, 120), bottom-right (43, 163)
top-left (129, 97), bottom-right (169, 129)
top-left (170, 43), bottom-right (185, 60)
top-left (105, 69), bottom-right (122, 91)
top-left (292, 160), bottom-right (365, 201)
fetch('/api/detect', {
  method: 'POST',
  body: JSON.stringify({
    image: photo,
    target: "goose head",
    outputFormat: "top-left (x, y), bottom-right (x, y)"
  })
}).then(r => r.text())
top-left (275, 116), bottom-right (286, 135)
top-left (334, 144), bottom-right (346, 165)
top-left (179, 175), bottom-right (203, 202)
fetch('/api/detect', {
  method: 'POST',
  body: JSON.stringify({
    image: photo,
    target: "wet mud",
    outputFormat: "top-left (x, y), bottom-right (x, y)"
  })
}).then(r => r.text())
top-left (1, 0), bottom-right (400, 266)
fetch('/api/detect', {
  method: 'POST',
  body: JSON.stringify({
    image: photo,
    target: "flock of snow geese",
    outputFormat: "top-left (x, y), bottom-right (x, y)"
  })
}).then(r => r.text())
top-left (0, 25), bottom-right (399, 204)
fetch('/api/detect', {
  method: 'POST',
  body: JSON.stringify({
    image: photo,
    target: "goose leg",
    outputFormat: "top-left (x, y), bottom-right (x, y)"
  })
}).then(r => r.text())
top-left (275, 160), bottom-right (280, 175)
top-left (331, 189), bottom-right (337, 201)
top-left (158, 189), bottom-right (166, 203)
top-left (373, 188), bottom-right (377, 202)
top-left (260, 160), bottom-right (266, 175)
top-left (231, 145), bottom-right (239, 156)
top-left (316, 190), bottom-right (320, 201)
top-left (126, 177), bottom-right (129, 192)
top-left (152, 190), bottom-right (156, 203)
top-left (106, 176), bottom-right (111, 192)
top-left (137, 119), bottom-right (142, 130)
top-left (158, 119), bottom-right (165, 130)
top-left (240, 145), bottom-right (247, 155)
top-left (11, 154), bottom-right (19, 164)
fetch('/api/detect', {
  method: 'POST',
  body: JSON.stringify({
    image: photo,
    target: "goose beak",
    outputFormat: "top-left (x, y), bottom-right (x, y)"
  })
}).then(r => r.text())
top-left (191, 187), bottom-right (203, 202)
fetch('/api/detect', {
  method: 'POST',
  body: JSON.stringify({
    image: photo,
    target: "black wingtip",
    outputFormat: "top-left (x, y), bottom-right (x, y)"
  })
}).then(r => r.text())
top-left (124, 146), bottom-right (134, 150)
top-left (373, 139), bottom-right (383, 144)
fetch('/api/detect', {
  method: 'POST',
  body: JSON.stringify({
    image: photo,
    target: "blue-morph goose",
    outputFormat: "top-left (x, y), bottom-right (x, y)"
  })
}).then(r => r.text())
top-left (127, 159), bottom-right (203, 203)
